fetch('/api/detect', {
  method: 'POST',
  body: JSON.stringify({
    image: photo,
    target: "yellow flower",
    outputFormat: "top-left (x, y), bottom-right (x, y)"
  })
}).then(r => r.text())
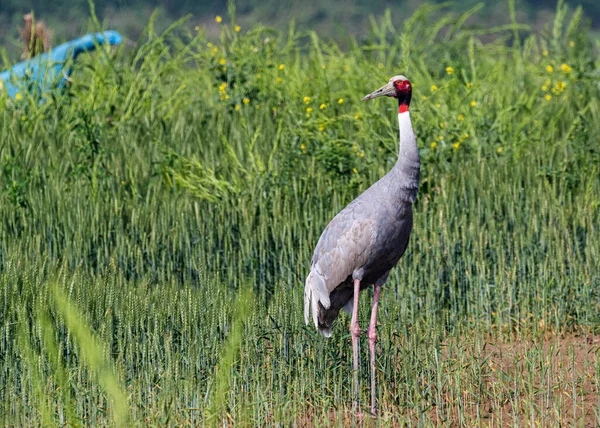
top-left (338, 98), bottom-right (344, 104)
top-left (279, 64), bottom-right (285, 70)
top-left (435, 103), bottom-right (441, 108)
top-left (354, 114), bottom-right (360, 120)
top-left (15, 93), bottom-right (22, 101)
top-left (300, 144), bottom-right (306, 150)
top-left (306, 107), bottom-right (313, 113)
top-left (541, 85), bottom-right (548, 92)
top-left (212, 46), bottom-right (219, 54)
top-left (243, 98), bottom-right (250, 105)
top-left (256, 74), bottom-right (261, 79)
top-left (322, 65), bottom-right (327, 69)
top-left (320, 103), bottom-right (326, 110)
top-left (452, 142), bottom-right (460, 150)
top-left (234, 105), bottom-right (241, 111)
top-left (466, 82), bottom-right (472, 88)
top-left (319, 124), bottom-right (325, 131)
top-left (235, 25), bottom-right (241, 32)
top-left (303, 96), bottom-right (311, 104)
top-left (439, 123), bottom-right (445, 128)
top-left (276, 77), bottom-right (283, 84)
top-left (21, 115), bottom-right (26, 121)
top-left (497, 147), bottom-right (503, 153)
top-left (352, 168), bottom-right (358, 173)
top-left (542, 50), bottom-right (548, 56)
top-left (560, 63), bottom-right (572, 73)
top-left (219, 58), bottom-right (226, 65)
top-left (569, 41), bottom-right (574, 48)
top-left (215, 15), bottom-right (222, 23)
top-left (195, 25), bottom-right (200, 31)
top-left (219, 82), bottom-right (227, 93)
top-left (546, 65), bottom-right (553, 73)
top-left (457, 114), bottom-right (464, 121)
top-left (306, 113), bottom-right (311, 118)
top-left (445, 67), bottom-right (453, 75)
top-left (359, 152), bottom-right (365, 158)
top-left (463, 133), bottom-right (469, 139)
top-left (430, 85), bottom-right (438, 92)
top-left (470, 100), bottom-right (477, 107)
top-left (430, 142), bottom-right (437, 149)
top-left (556, 81), bottom-right (566, 91)
top-left (207, 42), bottom-right (213, 47)
top-left (437, 135), bottom-right (443, 141)
top-left (545, 94), bottom-right (552, 101)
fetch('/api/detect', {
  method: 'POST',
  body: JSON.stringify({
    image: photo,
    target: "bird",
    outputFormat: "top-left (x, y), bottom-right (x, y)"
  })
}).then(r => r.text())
top-left (304, 75), bottom-right (419, 415)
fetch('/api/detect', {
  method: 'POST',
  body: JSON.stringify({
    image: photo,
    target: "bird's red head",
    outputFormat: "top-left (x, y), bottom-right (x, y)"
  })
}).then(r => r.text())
top-left (393, 79), bottom-right (411, 96)
top-left (361, 75), bottom-right (412, 113)
top-left (393, 78), bottom-right (412, 113)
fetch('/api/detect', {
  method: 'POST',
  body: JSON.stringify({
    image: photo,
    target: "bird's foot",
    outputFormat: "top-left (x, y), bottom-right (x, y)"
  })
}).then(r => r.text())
top-left (353, 409), bottom-right (366, 419)
top-left (353, 409), bottom-right (377, 419)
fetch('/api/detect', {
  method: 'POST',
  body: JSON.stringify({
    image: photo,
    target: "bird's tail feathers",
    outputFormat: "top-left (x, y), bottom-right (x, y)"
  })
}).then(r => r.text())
top-left (304, 269), bottom-right (330, 335)
top-left (320, 327), bottom-right (332, 338)
top-left (341, 297), bottom-right (354, 314)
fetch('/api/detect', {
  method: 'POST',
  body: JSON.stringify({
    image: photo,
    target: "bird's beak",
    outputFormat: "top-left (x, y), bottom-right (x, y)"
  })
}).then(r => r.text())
top-left (362, 82), bottom-right (395, 101)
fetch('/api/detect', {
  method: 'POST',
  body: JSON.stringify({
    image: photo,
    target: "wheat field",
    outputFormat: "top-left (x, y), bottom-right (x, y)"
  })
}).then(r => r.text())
top-left (1, 2), bottom-right (599, 426)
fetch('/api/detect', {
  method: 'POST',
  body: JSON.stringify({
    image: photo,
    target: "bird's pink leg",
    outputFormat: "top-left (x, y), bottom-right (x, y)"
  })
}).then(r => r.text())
top-left (351, 278), bottom-right (361, 412)
top-left (367, 283), bottom-right (382, 415)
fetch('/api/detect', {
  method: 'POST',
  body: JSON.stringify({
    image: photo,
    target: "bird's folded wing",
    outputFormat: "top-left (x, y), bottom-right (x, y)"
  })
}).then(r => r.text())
top-left (304, 214), bottom-right (376, 329)
top-left (312, 216), bottom-right (376, 292)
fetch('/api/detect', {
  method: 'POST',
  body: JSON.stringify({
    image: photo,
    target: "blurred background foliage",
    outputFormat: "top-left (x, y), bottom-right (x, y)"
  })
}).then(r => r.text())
top-left (0, 0), bottom-right (598, 61)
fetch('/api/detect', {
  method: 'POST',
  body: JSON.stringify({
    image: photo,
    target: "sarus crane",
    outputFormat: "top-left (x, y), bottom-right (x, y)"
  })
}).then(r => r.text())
top-left (304, 75), bottom-right (419, 415)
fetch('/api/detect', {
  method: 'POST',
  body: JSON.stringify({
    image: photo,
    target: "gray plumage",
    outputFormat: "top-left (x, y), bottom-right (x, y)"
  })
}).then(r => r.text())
top-left (304, 76), bottom-right (420, 337)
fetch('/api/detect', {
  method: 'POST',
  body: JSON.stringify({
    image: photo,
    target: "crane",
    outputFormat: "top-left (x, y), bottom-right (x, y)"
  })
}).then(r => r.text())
top-left (304, 75), bottom-right (419, 415)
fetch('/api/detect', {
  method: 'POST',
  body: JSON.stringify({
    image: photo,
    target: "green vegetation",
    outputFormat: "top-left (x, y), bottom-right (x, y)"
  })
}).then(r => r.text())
top-left (1, 0), bottom-right (599, 63)
top-left (1, 2), bottom-right (599, 425)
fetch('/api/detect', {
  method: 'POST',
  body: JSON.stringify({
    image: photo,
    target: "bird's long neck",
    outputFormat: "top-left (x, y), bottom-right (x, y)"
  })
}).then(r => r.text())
top-left (393, 111), bottom-right (420, 203)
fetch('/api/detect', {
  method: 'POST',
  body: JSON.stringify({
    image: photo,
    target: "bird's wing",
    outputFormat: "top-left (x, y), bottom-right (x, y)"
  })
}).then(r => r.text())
top-left (312, 213), bottom-right (376, 290)
top-left (304, 207), bottom-right (377, 333)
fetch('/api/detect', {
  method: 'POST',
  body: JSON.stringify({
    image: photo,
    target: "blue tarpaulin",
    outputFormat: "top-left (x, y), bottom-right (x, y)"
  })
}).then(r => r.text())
top-left (0, 30), bottom-right (122, 99)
